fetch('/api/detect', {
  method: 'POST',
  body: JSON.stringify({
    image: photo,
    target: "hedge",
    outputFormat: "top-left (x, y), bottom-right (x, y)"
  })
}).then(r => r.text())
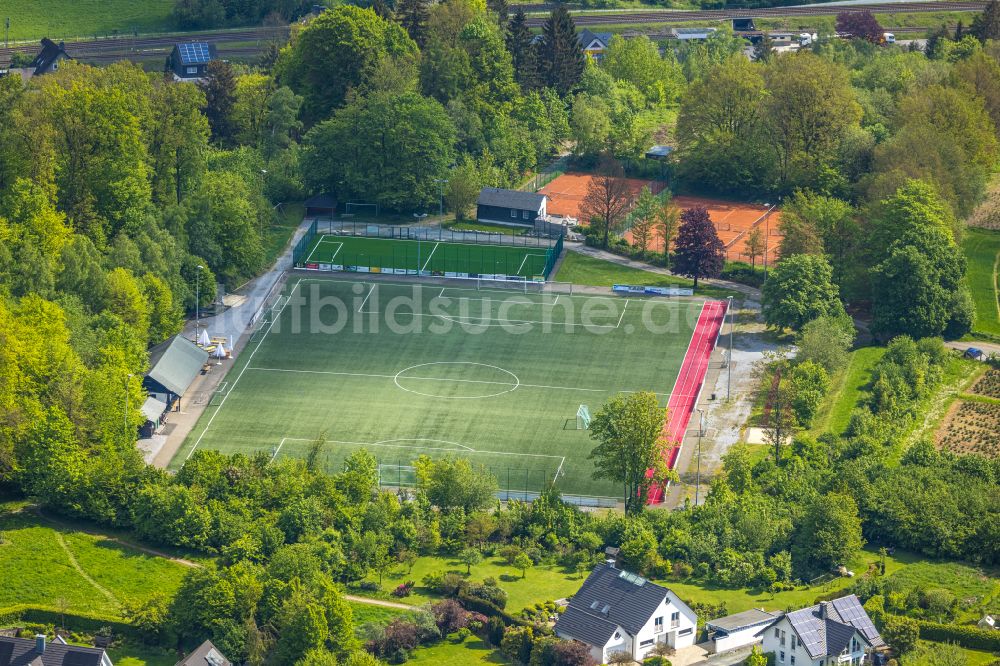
top-left (912, 618), bottom-right (1000, 652)
top-left (0, 605), bottom-right (139, 640)
top-left (456, 592), bottom-right (543, 632)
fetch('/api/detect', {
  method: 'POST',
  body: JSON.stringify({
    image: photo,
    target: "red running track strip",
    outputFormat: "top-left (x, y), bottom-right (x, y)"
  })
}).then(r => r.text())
top-left (647, 300), bottom-right (728, 504)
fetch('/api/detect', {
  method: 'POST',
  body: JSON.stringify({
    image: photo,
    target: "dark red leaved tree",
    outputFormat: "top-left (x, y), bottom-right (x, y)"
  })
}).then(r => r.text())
top-left (672, 206), bottom-right (724, 289)
top-left (835, 10), bottom-right (884, 43)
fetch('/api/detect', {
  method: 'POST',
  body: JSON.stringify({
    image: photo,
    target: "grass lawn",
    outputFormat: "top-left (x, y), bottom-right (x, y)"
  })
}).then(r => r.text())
top-left (407, 633), bottom-right (509, 665)
top-left (349, 601), bottom-right (414, 628)
top-left (0, 503), bottom-right (191, 618)
top-left (107, 643), bottom-right (178, 666)
top-left (300, 235), bottom-right (554, 278)
top-left (809, 347), bottom-right (887, 437)
top-left (355, 554), bottom-right (587, 613)
top-left (910, 641), bottom-right (1000, 666)
top-left (962, 228), bottom-right (1000, 338)
top-left (262, 203), bottom-right (305, 268)
top-left (887, 560), bottom-right (999, 622)
top-left (2, 0), bottom-right (174, 41)
top-left (173, 276), bottom-right (698, 499)
top-left (555, 251), bottom-right (739, 299)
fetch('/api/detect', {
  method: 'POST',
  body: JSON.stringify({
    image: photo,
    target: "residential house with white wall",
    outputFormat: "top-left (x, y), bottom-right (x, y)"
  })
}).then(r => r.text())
top-left (554, 564), bottom-right (698, 664)
top-left (762, 595), bottom-right (885, 666)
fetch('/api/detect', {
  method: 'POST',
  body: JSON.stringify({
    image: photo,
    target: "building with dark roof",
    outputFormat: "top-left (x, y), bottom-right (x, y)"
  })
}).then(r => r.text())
top-left (476, 188), bottom-right (547, 226)
top-left (167, 42), bottom-right (217, 80)
top-left (554, 564), bottom-right (698, 664)
top-left (706, 608), bottom-right (780, 654)
top-left (304, 193), bottom-right (338, 219)
top-left (143, 334), bottom-right (209, 412)
top-left (578, 29), bottom-right (613, 59)
top-left (0, 634), bottom-right (113, 666)
top-left (175, 640), bottom-right (230, 666)
top-left (762, 595), bottom-right (885, 666)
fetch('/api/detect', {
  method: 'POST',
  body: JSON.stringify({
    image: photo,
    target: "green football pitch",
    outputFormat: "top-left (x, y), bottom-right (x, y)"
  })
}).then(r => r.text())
top-left (302, 235), bottom-right (553, 278)
top-left (172, 277), bottom-right (701, 501)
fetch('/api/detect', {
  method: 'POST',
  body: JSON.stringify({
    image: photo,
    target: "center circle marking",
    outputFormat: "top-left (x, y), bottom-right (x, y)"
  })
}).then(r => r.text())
top-left (393, 362), bottom-right (520, 399)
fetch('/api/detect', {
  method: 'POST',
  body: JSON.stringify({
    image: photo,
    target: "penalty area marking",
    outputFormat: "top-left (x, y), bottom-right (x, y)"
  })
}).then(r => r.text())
top-left (420, 242), bottom-right (440, 272)
top-left (305, 236), bottom-right (344, 264)
top-left (515, 253), bottom-right (549, 276)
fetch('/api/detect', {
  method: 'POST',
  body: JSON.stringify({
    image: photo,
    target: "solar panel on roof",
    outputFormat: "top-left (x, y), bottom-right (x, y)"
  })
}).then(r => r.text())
top-left (179, 42), bottom-right (211, 64)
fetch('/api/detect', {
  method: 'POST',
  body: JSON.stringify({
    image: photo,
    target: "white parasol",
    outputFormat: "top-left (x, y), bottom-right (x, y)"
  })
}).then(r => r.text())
top-left (197, 328), bottom-right (211, 346)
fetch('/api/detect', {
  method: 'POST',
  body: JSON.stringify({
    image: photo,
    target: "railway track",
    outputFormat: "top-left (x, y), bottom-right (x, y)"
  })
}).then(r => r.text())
top-left (0, 1), bottom-right (980, 66)
top-left (524, 0), bottom-right (985, 25)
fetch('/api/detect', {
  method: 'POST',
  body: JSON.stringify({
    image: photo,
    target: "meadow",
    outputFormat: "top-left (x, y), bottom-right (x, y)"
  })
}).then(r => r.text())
top-left (1, 0), bottom-right (174, 42)
top-left (0, 502), bottom-right (191, 618)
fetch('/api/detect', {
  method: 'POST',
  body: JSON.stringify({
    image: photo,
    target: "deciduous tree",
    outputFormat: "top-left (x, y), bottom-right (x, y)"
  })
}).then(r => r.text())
top-left (761, 254), bottom-right (845, 331)
top-left (672, 206), bottom-right (724, 288)
top-left (835, 10), bottom-right (884, 43)
top-left (579, 159), bottom-right (632, 249)
top-left (588, 391), bottom-right (672, 515)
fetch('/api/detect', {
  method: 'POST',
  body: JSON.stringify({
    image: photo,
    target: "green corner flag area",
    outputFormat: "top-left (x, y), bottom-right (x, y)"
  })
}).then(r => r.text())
top-left (172, 277), bottom-right (701, 501)
top-left (301, 234), bottom-right (554, 279)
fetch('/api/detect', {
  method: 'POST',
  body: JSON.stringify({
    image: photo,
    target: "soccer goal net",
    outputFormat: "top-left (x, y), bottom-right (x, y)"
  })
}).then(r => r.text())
top-left (344, 202), bottom-right (380, 217)
top-left (577, 404), bottom-right (592, 430)
top-left (477, 278), bottom-right (544, 293)
top-left (378, 463), bottom-right (417, 488)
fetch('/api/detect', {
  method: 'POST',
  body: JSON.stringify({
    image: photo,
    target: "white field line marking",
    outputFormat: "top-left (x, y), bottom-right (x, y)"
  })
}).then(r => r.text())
top-left (186, 278), bottom-right (303, 460)
top-left (616, 299), bottom-right (630, 328)
top-left (294, 276), bottom-right (630, 304)
top-left (341, 236), bottom-right (556, 252)
top-left (305, 236), bottom-right (344, 264)
top-left (553, 456), bottom-right (566, 483)
top-left (357, 284), bottom-right (375, 312)
top-left (420, 242), bottom-right (440, 272)
top-left (247, 366), bottom-right (668, 395)
top-left (516, 253), bottom-right (547, 276)
top-left (276, 436), bottom-right (563, 460)
top-left (271, 437), bottom-right (287, 462)
top-left (440, 287), bottom-right (446, 298)
top-left (355, 305), bottom-right (622, 329)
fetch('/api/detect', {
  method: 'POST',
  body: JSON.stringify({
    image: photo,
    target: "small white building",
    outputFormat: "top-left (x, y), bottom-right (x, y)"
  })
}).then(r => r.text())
top-left (978, 615), bottom-right (997, 630)
top-left (554, 564), bottom-right (698, 664)
top-left (762, 595), bottom-right (885, 666)
top-left (706, 608), bottom-right (781, 654)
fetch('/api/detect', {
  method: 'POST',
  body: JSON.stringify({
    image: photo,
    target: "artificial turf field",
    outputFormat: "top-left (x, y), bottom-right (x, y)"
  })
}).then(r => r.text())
top-left (302, 235), bottom-right (553, 279)
top-left (172, 277), bottom-right (702, 501)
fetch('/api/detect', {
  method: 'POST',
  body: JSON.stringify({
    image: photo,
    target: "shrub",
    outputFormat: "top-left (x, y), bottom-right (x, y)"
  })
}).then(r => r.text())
top-left (486, 615), bottom-right (506, 646)
top-left (465, 580), bottom-right (508, 610)
top-left (431, 599), bottom-right (469, 635)
top-left (392, 581), bottom-right (415, 598)
top-left (358, 581), bottom-right (379, 592)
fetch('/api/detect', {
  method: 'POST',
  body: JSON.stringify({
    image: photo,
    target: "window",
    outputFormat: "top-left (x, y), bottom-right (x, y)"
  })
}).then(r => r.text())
top-left (791, 657), bottom-right (796, 666)
top-left (781, 631), bottom-right (786, 647)
top-left (613, 632), bottom-right (621, 641)
top-left (792, 637), bottom-right (797, 649)
top-left (671, 611), bottom-right (680, 628)
top-left (780, 652), bottom-right (786, 662)
top-left (654, 617), bottom-right (664, 633)
top-left (186, 66), bottom-right (198, 74)
top-left (522, 210), bottom-right (529, 219)
top-left (775, 629), bottom-right (781, 639)
top-left (679, 628), bottom-right (693, 636)
top-left (640, 639), bottom-right (654, 647)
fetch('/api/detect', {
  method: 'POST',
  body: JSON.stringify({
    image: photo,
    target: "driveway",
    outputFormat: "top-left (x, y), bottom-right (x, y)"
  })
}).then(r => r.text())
top-left (945, 340), bottom-right (1000, 359)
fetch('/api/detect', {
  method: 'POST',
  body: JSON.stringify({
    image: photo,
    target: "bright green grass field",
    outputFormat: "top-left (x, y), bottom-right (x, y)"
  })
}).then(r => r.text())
top-left (963, 228), bottom-right (1000, 338)
top-left (809, 347), bottom-right (887, 437)
top-left (2, 0), bottom-right (175, 41)
top-left (0, 504), bottom-right (190, 618)
top-left (172, 277), bottom-right (701, 499)
top-left (555, 251), bottom-right (739, 300)
top-left (302, 235), bottom-right (553, 279)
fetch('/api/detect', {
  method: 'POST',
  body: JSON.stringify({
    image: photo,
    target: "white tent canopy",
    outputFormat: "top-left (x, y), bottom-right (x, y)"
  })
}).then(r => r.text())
top-left (197, 328), bottom-right (211, 346)
top-left (212, 341), bottom-right (227, 359)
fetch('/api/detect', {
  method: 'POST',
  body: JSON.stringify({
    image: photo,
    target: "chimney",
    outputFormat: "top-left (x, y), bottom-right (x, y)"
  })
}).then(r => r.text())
top-left (819, 601), bottom-right (829, 619)
top-left (35, 635), bottom-right (46, 654)
top-left (58, 41), bottom-right (65, 50)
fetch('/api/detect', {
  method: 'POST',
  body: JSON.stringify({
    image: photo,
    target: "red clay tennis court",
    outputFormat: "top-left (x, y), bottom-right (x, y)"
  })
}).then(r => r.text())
top-left (624, 195), bottom-right (783, 265)
top-left (540, 172), bottom-right (666, 219)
